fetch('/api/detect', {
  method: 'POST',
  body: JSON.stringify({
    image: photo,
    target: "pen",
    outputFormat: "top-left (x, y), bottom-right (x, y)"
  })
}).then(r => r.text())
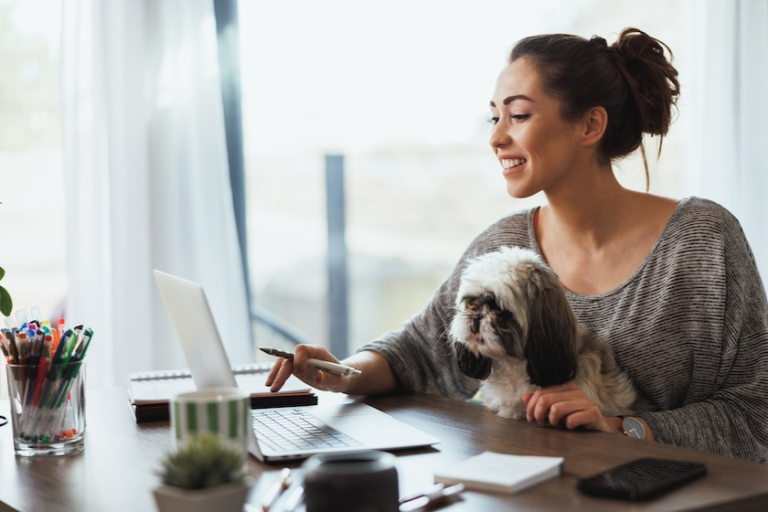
top-left (261, 467), bottom-right (292, 511)
top-left (282, 485), bottom-right (305, 512)
top-left (260, 347), bottom-right (363, 377)
top-left (399, 483), bottom-right (464, 512)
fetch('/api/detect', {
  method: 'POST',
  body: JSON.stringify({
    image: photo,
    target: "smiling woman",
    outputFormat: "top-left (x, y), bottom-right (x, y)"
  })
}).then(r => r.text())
top-left (238, 0), bottom-right (692, 359)
top-left (264, 24), bottom-right (768, 464)
top-left (489, 58), bottom-right (589, 200)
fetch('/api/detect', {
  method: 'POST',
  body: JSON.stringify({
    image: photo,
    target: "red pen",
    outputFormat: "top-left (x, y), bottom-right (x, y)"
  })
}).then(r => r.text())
top-left (33, 335), bottom-right (52, 406)
top-left (33, 356), bottom-right (49, 406)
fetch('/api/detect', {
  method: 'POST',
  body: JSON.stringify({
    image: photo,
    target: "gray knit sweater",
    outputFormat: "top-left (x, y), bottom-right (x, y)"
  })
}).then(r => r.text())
top-left (360, 197), bottom-right (768, 462)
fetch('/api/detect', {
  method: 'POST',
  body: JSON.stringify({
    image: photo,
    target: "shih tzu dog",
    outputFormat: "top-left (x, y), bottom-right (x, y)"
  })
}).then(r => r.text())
top-left (449, 246), bottom-right (643, 420)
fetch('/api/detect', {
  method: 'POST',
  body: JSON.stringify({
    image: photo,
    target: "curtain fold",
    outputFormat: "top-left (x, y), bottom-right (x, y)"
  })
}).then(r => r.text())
top-left (689, 0), bottom-right (768, 281)
top-left (62, 0), bottom-right (251, 388)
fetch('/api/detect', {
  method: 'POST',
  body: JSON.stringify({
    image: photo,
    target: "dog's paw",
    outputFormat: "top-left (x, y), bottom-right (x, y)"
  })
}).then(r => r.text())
top-left (495, 407), bottom-right (526, 420)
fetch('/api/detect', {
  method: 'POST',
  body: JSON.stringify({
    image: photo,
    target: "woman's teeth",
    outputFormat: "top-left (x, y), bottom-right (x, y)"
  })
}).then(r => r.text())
top-left (502, 158), bottom-right (527, 169)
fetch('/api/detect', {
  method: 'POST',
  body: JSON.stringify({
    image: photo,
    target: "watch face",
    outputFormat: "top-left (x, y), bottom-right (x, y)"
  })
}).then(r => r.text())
top-left (623, 417), bottom-right (645, 439)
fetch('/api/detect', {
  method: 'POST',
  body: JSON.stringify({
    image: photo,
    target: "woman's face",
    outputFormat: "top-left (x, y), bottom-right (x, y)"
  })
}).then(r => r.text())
top-left (489, 57), bottom-right (584, 199)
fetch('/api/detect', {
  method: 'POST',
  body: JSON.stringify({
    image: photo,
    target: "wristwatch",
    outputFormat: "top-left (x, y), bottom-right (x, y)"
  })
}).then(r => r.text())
top-left (621, 416), bottom-right (646, 439)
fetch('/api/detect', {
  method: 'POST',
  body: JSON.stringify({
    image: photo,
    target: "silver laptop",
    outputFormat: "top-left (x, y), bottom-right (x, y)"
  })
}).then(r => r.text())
top-left (153, 269), bottom-right (440, 462)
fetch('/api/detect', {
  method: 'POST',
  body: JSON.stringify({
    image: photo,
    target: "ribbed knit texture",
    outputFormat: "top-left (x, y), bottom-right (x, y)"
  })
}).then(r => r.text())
top-left (360, 197), bottom-right (768, 462)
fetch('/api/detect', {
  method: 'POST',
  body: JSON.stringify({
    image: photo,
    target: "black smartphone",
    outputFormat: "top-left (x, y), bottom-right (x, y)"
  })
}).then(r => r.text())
top-left (575, 458), bottom-right (707, 501)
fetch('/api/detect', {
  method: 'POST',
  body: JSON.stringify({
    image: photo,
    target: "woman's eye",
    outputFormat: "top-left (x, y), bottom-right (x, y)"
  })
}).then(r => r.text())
top-left (488, 117), bottom-right (499, 125)
top-left (511, 114), bottom-right (530, 122)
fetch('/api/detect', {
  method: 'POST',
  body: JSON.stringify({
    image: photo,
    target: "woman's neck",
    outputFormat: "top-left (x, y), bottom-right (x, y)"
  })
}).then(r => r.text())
top-left (539, 164), bottom-right (637, 252)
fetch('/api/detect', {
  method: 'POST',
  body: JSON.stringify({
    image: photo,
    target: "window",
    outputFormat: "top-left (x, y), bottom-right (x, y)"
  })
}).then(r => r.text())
top-left (0, 0), bottom-right (65, 397)
top-left (238, 0), bottom-right (690, 357)
top-left (0, 1), bottom-right (66, 321)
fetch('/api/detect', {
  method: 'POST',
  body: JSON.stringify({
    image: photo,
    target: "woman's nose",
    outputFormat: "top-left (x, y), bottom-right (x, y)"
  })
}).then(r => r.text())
top-left (489, 120), bottom-right (511, 150)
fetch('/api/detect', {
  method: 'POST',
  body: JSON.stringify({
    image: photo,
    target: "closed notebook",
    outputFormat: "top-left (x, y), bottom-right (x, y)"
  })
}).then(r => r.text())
top-left (434, 451), bottom-right (564, 494)
top-left (127, 363), bottom-right (317, 422)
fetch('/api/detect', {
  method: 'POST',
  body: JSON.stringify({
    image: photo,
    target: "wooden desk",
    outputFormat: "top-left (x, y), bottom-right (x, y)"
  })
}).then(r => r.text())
top-left (2, 388), bottom-right (768, 511)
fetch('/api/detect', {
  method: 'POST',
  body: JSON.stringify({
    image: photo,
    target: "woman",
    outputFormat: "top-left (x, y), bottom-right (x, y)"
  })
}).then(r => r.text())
top-left (266, 28), bottom-right (768, 462)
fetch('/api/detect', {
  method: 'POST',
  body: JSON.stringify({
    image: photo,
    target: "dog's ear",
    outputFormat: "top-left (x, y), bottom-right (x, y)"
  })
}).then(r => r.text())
top-left (524, 269), bottom-right (578, 387)
top-left (455, 342), bottom-right (492, 380)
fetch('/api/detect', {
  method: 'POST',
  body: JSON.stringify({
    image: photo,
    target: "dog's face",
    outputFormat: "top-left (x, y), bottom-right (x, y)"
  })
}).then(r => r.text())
top-left (450, 246), bottom-right (578, 387)
top-left (451, 290), bottom-right (525, 361)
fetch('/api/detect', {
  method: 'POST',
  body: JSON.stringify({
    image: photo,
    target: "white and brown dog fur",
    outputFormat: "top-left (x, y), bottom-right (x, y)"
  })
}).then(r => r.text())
top-left (450, 246), bottom-right (644, 420)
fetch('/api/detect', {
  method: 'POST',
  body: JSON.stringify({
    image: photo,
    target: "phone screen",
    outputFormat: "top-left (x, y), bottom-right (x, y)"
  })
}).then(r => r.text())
top-left (575, 458), bottom-right (707, 501)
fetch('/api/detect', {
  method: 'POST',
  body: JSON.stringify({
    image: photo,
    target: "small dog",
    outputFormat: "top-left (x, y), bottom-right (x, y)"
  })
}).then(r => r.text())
top-left (449, 246), bottom-right (643, 420)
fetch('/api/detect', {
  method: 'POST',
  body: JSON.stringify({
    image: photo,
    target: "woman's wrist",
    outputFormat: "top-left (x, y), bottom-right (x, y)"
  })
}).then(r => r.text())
top-left (338, 350), bottom-right (397, 396)
top-left (605, 416), bottom-right (624, 435)
top-left (612, 416), bottom-right (656, 442)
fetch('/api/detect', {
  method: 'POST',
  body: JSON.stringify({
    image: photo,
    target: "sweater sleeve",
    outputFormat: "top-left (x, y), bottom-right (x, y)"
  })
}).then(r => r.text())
top-left (357, 252), bottom-right (479, 399)
top-left (356, 212), bottom-right (533, 398)
top-left (642, 215), bottom-right (768, 463)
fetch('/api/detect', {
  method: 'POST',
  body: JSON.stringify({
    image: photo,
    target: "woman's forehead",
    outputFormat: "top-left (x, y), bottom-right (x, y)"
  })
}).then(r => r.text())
top-left (491, 58), bottom-right (543, 106)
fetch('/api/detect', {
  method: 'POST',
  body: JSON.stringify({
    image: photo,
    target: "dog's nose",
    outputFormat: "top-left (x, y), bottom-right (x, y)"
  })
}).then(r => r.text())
top-left (471, 314), bottom-right (482, 334)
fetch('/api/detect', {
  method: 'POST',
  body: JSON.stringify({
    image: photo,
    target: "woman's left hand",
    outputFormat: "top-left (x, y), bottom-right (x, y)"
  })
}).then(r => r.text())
top-left (522, 382), bottom-right (620, 433)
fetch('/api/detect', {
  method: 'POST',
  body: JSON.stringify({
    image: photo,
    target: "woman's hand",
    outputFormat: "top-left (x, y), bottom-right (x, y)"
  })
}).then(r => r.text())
top-left (522, 382), bottom-right (620, 433)
top-left (265, 344), bottom-right (350, 393)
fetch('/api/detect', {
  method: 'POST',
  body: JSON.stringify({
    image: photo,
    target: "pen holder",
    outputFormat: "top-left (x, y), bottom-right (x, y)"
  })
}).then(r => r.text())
top-left (303, 450), bottom-right (399, 512)
top-left (6, 360), bottom-right (86, 456)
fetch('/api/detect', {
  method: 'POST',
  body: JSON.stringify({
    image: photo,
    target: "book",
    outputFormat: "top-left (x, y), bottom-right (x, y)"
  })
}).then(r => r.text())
top-left (434, 451), bottom-right (564, 494)
top-left (127, 362), bottom-right (317, 423)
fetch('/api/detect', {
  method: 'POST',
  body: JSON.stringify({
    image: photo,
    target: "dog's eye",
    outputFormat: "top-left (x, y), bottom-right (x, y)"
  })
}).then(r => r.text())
top-left (482, 294), bottom-right (500, 311)
top-left (462, 296), bottom-right (481, 310)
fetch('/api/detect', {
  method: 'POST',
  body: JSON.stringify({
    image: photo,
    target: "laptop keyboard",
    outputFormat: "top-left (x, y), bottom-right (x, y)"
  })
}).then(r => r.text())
top-left (252, 408), bottom-right (363, 452)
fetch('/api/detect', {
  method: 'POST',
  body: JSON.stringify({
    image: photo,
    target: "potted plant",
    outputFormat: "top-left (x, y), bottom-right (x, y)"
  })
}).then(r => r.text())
top-left (0, 266), bottom-right (12, 317)
top-left (153, 432), bottom-right (253, 512)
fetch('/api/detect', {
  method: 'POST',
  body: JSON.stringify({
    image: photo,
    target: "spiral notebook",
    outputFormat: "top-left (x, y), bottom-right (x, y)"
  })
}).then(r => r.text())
top-left (127, 363), bottom-right (317, 423)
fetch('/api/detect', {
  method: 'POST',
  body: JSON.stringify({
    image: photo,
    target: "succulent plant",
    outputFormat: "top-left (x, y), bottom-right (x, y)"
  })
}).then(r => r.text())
top-left (158, 433), bottom-right (247, 490)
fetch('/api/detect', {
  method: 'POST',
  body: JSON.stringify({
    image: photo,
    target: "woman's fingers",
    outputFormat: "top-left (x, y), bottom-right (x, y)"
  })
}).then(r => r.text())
top-left (264, 344), bottom-right (349, 393)
top-left (267, 358), bottom-right (294, 392)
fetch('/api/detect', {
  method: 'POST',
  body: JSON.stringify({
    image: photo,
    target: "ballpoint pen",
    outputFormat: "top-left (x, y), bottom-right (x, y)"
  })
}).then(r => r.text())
top-left (399, 483), bottom-right (465, 512)
top-left (259, 347), bottom-right (363, 377)
top-left (261, 467), bottom-right (292, 512)
top-left (282, 485), bottom-right (304, 512)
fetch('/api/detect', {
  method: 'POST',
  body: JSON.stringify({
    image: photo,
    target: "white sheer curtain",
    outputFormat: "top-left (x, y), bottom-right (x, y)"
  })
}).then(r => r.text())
top-left (688, 0), bottom-right (768, 281)
top-left (61, 0), bottom-right (251, 389)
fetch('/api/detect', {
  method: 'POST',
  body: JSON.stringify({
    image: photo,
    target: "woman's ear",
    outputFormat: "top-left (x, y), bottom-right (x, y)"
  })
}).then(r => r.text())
top-left (455, 342), bottom-right (492, 380)
top-left (580, 106), bottom-right (608, 148)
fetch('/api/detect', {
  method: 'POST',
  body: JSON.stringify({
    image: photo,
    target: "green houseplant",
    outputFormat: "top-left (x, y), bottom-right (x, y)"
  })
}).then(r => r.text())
top-left (0, 200), bottom-right (10, 317)
top-left (153, 433), bottom-right (253, 512)
top-left (0, 266), bottom-right (12, 317)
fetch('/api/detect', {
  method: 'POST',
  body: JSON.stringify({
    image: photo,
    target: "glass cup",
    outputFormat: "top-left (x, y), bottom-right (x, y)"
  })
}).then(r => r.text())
top-left (6, 360), bottom-right (86, 456)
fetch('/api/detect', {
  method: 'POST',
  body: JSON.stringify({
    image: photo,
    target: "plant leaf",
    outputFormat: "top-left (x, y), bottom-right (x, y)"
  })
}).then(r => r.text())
top-left (0, 285), bottom-right (12, 317)
top-left (0, 267), bottom-right (5, 281)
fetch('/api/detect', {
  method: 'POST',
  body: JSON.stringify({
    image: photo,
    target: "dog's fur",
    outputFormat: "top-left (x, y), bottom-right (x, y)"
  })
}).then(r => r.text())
top-left (449, 246), bottom-right (643, 419)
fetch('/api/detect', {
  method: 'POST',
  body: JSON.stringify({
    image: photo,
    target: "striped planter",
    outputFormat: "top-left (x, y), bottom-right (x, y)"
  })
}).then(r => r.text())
top-left (171, 387), bottom-right (250, 454)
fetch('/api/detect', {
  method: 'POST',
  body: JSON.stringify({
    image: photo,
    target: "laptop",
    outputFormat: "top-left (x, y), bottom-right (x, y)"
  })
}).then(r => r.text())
top-left (153, 269), bottom-right (440, 462)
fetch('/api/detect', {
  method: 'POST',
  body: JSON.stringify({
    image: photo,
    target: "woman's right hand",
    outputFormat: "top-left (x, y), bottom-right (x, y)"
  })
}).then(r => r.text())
top-left (265, 344), bottom-right (351, 393)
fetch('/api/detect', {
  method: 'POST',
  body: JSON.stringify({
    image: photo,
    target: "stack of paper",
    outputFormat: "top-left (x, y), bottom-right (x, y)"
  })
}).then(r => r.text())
top-left (434, 451), bottom-right (564, 494)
